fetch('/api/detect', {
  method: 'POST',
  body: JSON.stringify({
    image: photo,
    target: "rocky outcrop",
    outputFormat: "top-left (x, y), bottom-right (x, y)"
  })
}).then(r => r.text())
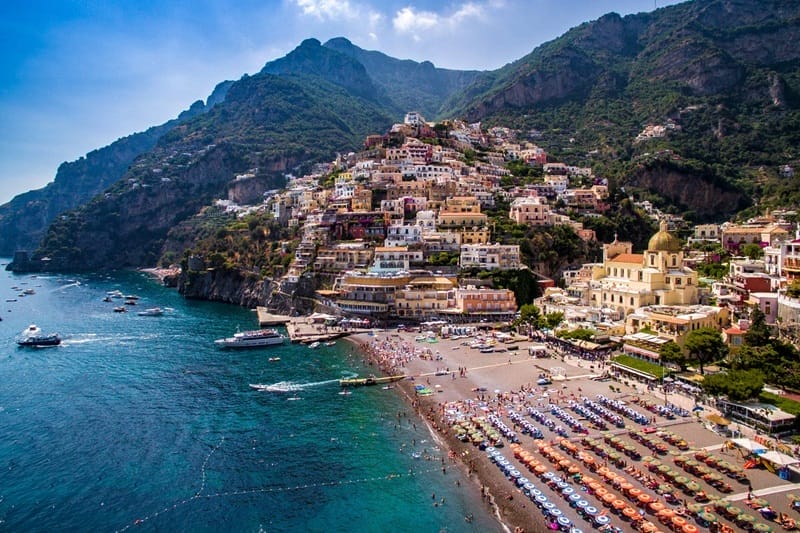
top-left (178, 268), bottom-right (273, 307)
top-left (628, 160), bottom-right (750, 220)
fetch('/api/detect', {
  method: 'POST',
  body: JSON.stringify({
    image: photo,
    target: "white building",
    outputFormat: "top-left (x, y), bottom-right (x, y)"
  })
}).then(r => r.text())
top-left (459, 243), bottom-right (521, 271)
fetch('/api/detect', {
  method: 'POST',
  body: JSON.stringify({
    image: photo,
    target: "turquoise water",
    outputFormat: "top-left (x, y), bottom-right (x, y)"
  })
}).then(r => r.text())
top-left (0, 267), bottom-right (500, 532)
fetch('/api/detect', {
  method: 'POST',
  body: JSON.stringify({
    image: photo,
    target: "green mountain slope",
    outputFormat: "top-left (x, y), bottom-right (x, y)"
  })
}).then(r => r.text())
top-left (442, 0), bottom-right (800, 220)
top-left (0, 80), bottom-right (233, 256)
top-left (25, 43), bottom-right (394, 271)
top-left (322, 37), bottom-right (481, 118)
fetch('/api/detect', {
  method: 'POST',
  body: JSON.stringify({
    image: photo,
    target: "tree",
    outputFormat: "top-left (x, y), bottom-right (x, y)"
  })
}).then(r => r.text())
top-left (659, 341), bottom-right (689, 371)
top-left (684, 328), bottom-right (728, 375)
top-left (701, 369), bottom-right (765, 402)
top-left (513, 303), bottom-right (542, 330)
top-left (740, 243), bottom-right (764, 260)
top-left (543, 312), bottom-right (565, 330)
top-left (744, 307), bottom-right (771, 347)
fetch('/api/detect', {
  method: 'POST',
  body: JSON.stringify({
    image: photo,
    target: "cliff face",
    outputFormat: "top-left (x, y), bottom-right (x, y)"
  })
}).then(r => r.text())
top-left (178, 269), bottom-right (272, 307)
top-left (628, 159), bottom-right (750, 219)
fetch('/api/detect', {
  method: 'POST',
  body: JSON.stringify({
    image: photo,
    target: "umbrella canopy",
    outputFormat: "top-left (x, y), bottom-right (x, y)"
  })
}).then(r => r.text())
top-left (749, 497), bottom-right (769, 508)
top-left (682, 525), bottom-right (699, 533)
top-left (638, 493), bottom-right (653, 504)
top-left (657, 465), bottom-right (671, 473)
top-left (686, 481), bottom-right (702, 492)
top-left (736, 513), bottom-right (756, 523)
top-left (698, 512), bottom-right (717, 523)
top-left (687, 503), bottom-right (705, 514)
top-left (752, 523), bottom-right (773, 532)
top-left (642, 456), bottom-right (655, 463)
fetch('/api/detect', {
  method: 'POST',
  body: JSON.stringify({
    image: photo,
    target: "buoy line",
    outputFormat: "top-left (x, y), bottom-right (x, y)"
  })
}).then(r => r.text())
top-left (116, 435), bottom-right (441, 532)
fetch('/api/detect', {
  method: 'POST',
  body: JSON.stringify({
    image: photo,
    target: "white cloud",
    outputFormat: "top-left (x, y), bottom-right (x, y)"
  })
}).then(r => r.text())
top-left (392, 2), bottom-right (491, 41)
top-left (294, 0), bottom-right (358, 20)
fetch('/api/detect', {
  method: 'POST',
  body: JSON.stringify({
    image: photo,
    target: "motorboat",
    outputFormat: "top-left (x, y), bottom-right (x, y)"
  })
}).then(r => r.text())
top-left (137, 307), bottom-right (164, 317)
top-left (113, 306), bottom-right (127, 313)
top-left (324, 340), bottom-right (336, 346)
top-left (107, 290), bottom-right (124, 298)
top-left (214, 328), bottom-right (285, 348)
top-left (339, 375), bottom-right (405, 387)
top-left (17, 324), bottom-right (61, 347)
top-left (308, 341), bottom-right (321, 349)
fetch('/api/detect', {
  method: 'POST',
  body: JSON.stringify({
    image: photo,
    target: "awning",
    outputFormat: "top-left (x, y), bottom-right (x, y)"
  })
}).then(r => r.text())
top-left (730, 438), bottom-right (766, 453)
top-left (760, 450), bottom-right (799, 466)
top-left (706, 413), bottom-right (730, 426)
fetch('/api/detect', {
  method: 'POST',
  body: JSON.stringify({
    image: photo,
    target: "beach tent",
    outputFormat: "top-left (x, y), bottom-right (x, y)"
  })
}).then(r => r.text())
top-left (731, 438), bottom-right (767, 454)
top-left (760, 450), bottom-right (799, 466)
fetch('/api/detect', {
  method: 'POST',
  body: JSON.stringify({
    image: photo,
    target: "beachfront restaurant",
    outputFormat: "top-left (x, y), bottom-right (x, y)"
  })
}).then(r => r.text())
top-left (716, 399), bottom-right (797, 436)
top-left (609, 361), bottom-right (659, 386)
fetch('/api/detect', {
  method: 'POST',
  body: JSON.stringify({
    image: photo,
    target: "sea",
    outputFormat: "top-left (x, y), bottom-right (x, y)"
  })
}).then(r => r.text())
top-left (0, 265), bottom-right (502, 532)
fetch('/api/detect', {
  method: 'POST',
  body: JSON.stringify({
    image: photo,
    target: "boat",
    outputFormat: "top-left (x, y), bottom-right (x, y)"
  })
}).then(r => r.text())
top-left (113, 306), bottom-right (127, 313)
top-left (308, 341), bottom-right (321, 349)
top-left (124, 295), bottom-right (140, 300)
top-left (339, 375), bottom-right (406, 387)
top-left (22, 288), bottom-right (35, 295)
top-left (124, 299), bottom-right (137, 306)
top-left (137, 307), bottom-right (164, 316)
top-left (324, 340), bottom-right (336, 346)
top-left (16, 324), bottom-right (61, 347)
top-left (214, 328), bottom-right (285, 348)
top-left (268, 357), bottom-right (281, 362)
top-left (102, 296), bottom-right (112, 302)
top-left (107, 290), bottom-right (124, 298)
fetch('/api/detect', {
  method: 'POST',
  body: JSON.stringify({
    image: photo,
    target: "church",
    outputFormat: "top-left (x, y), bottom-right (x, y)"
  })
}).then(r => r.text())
top-left (587, 220), bottom-right (699, 316)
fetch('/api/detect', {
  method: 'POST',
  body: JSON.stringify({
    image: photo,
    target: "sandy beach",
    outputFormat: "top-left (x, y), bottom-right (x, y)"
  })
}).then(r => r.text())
top-left (346, 327), bottom-right (800, 533)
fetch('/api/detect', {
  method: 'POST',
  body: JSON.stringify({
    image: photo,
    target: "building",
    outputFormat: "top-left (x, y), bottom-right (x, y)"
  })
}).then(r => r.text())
top-left (588, 221), bottom-right (699, 315)
top-left (509, 196), bottom-right (551, 226)
top-left (625, 304), bottom-right (730, 345)
top-left (371, 246), bottom-right (423, 273)
top-left (446, 286), bottom-right (517, 320)
top-left (459, 243), bottom-right (521, 271)
top-left (395, 276), bottom-right (456, 319)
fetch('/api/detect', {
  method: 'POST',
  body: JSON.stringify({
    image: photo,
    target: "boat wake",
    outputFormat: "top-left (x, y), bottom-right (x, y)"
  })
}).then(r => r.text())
top-left (250, 372), bottom-right (358, 393)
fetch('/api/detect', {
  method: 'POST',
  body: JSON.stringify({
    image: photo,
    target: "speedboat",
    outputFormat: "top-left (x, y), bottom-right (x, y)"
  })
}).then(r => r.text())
top-left (137, 307), bottom-right (164, 316)
top-left (308, 341), bottom-right (321, 349)
top-left (113, 306), bottom-right (127, 313)
top-left (17, 324), bottom-right (61, 347)
top-left (324, 340), bottom-right (336, 346)
top-left (215, 329), bottom-right (285, 348)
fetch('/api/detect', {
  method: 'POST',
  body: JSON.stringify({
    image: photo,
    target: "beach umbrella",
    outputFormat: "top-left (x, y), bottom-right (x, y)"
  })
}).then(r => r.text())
top-left (577, 500), bottom-right (589, 508)
top-left (752, 524), bottom-right (773, 532)
top-left (698, 512), bottom-right (717, 523)
top-left (736, 513), bottom-right (756, 524)
top-left (671, 515), bottom-right (688, 528)
top-left (642, 455), bottom-right (655, 463)
top-left (585, 506), bottom-right (598, 516)
top-left (685, 481), bottom-right (702, 492)
top-left (562, 486), bottom-right (575, 496)
top-left (750, 497), bottom-right (769, 508)
top-left (788, 494), bottom-right (800, 502)
top-left (569, 493), bottom-right (582, 502)
top-left (657, 464), bottom-right (671, 473)
top-left (682, 524), bottom-right (699, 533)
top-left (549, 508), bottom-right (563, 517)
top-left (557, 516), bottom-right (571, 528)
top-left (543, 501), bottom-right (556, 510)
top-left (595, 515), bottom-right (610, 525)
top-left (637, 493), bottom-right (653, 505)
top-left (622, 507), bottom-right (639, 520)
top-left (687, 503), bottom-right (704, 515)
top-left (612, 499), bottom-right (626, 510)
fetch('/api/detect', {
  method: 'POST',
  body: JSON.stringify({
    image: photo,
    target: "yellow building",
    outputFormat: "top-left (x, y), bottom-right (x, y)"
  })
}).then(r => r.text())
top-left (395, 276), bottom-right (456, 319)
top-left (589, 220), bottom-right (698, 315)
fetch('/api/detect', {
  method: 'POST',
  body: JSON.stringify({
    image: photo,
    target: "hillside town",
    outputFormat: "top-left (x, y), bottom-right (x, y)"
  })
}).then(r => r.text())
top-left (203, 111), bottom-right (800, 439)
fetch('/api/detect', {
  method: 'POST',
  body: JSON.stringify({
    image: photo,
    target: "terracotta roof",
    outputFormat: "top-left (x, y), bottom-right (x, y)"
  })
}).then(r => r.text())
top-left (608, 253), bottom-right (643, 264)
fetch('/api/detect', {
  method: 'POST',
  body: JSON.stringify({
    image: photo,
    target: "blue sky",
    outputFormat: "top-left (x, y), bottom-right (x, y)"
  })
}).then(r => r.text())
top-left (0, 0), bottom-right (684, 204)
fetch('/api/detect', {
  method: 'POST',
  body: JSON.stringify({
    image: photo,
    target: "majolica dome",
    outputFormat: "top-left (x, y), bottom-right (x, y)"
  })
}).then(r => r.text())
top-left (648, 219), bottom-right (682, 252)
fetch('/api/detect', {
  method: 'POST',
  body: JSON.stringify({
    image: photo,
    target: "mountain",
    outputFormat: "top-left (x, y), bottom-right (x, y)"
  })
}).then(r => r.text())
top-left (0, 80), bottom-right (233, 256)
top-left (21, 40), bottom-right (395, 271)
top-left (322, 37), bottom-right (481, 118)
top-left (441, 0), bottom-right (800, 219)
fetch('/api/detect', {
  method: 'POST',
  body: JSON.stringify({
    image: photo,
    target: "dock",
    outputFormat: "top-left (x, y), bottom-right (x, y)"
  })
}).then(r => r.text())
top-left (255, 308), bottom-right (293, 327)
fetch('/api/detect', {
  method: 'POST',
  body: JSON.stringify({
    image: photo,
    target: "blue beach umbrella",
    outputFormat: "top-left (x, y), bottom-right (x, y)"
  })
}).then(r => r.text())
top-left (549, 508), bottom-right (563, 517)
top-left (531, 488), bottom-right (543, 497)
top-left (558, 516), bottom-right (571, 527)
top-left (577, 499), bottom-right (589, 508)
top-left (595, 515), bottom-right (610, 525)
top-left (536, 494), bottom-right (548, 504)
top-left (544, 502), bottom-right (556, 510)
top-left (562, 486), bottom-right (575, 495)
top-left (569, 493), bottom-right (582, 502)
top-left (585, 506), bottom-right (598, 516)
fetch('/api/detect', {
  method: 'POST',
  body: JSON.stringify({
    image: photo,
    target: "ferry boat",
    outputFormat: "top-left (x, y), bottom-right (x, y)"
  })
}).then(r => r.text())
top-left (17, 324), bottom-right (62, 347)
top-left (214, 328), bottom-right (285, 349)
top-left (339, 375), bottom-right (405, 387)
